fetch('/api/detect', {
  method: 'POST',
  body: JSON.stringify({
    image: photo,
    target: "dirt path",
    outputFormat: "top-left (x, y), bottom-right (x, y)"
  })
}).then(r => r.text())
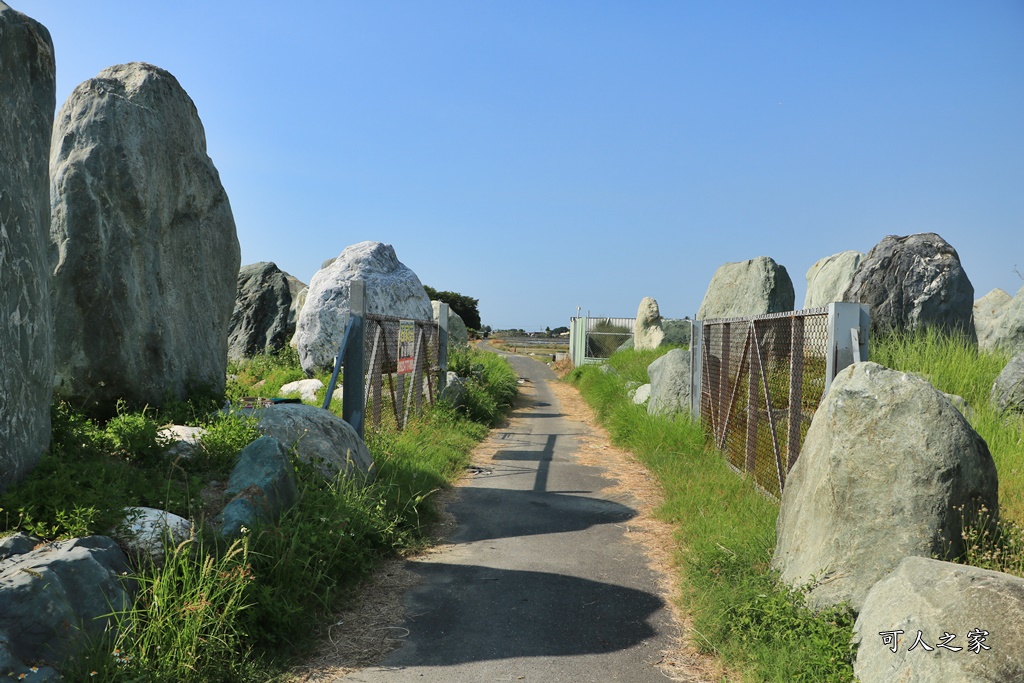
top-left (289, 352), bottom-right (718, 682)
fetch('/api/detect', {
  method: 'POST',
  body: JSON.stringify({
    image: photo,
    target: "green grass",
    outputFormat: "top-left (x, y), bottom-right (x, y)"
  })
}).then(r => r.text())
top-left (871, 329), bottom-right (1024, 525)
top-left (568, 350), bottom-right (857, 682)
top-left (1, 345), bottom-right (515, 682)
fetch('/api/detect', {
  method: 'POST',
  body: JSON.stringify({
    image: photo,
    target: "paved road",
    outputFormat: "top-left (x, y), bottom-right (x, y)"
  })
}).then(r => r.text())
top-left (346, 352), bottom-right (688, 682)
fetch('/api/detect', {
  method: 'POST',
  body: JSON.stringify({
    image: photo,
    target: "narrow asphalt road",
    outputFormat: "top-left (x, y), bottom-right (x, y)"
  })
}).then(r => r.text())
top-left (345, 350), bottom-right (690, 682)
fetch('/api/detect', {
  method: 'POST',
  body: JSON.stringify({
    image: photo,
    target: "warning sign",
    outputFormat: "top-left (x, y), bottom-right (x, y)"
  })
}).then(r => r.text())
top-left (398, 320), bottom-right (415, 374)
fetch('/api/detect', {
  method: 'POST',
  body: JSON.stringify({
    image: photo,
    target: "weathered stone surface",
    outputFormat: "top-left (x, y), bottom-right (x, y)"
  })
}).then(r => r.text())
top-left (647, 349), bottom-right (691, 416)
top-left (631, 383), bottom-right (651, 405)
top-left (0, 3), bottom-right (55, 493)
top-left (433, 300), bottom-right (468, 348)
top-left (111, 507), bottom-right (191, 564)
top-left (0, 533), bottom-right (41, 562)
top-left (217, 436), bottom-right (298, 537)
top-left (250, 403), bottom-right (374, 481)
top-left (853, 556), bottom-right (1024, 683)
top-left (284, 273), bottom-right (307, 329)
top-left (633, 297), bottom-right (665, 351)
top-left (50, 62), bottom-right (240, 415)
top-left (772, 362), bottom-right (998, 612)
top-left (804, 250), bottom-right (863, 308)
top-left (993, 285), bottom-right (1024, 356)
top-left (842, 233), bottom-right (975, 341)
top-left (990, 353), bottom-right (1024, 414)
top-left (0, 536), bottom-right (132, 673)
top-left (697, 257), bottom-right (795, 320)
top-left (295, 241), bottom-right (432, 374)
top-left (228, 262), bottom-right (294, 361)
top-left (280, 378), bottom-right (327, 403)
top-left (974, 288), bottom-right (1013, 352)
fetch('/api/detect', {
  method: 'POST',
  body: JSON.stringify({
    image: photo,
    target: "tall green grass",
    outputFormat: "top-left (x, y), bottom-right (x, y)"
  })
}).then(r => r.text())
top-left (569, 352), bottom-right (856, 682)
top-left (871, 330), bottom-right (1024, 525)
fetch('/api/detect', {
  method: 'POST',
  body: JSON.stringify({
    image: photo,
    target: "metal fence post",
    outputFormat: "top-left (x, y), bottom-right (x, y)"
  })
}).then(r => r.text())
top-left (690, 319), bottom-right (702, 418)
top-left (436, 303), bottom-right (449, 390)
top-left (824, 302), bottom-right (870, 396)
top-left (343, 280), bottom-right (366, 438)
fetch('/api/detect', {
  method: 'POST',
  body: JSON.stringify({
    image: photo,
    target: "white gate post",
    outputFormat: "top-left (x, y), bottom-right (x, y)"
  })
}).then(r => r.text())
top-left (689, 319), bottom-right (702, 418)
top-left (825, 302), bottom-right (870, 395)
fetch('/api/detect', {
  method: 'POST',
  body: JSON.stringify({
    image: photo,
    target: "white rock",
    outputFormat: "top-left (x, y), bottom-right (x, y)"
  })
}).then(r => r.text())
top-left (295, 241), bottom-right (432, 374)
top-left (280, 378), bottom-right (328, 403)
top-left (111, 506), bottom-right (192, 564)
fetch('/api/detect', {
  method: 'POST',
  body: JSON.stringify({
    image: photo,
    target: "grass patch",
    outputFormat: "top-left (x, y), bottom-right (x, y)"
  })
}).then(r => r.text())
top-left (871, 329), bottom-right (1024, 525)
top-left (569, 350), bottom-right (857, 682)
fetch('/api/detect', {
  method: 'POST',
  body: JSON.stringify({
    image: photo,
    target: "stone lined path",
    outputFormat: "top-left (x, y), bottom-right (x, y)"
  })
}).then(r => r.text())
top-left (341, 351), bottom-right (703, 682)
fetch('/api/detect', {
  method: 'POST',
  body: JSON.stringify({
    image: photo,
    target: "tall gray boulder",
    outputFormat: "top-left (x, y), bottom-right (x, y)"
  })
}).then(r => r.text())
top-left (697, 256), bottom-right (794, 321)
top-left (633, 297), bottom-right (665, 351)
top-left (49, 62), bottom-right (240, 414)
top-left (432, 300), bottom-right (468, 348)
top-left (295, 241), bottom-right (432, 374)
top-left (854, 557), bottom-right (1024, 683)
top-left (228, 262), bottom-right (294, 361)
top-left (0, 4), bottom-right (55, 492)
top-left (992, 285), bottom-right (1024, 356)
top-left (843, 233), bottom-right (975, 341)
top-left (804, 250), bottom-right (863, 308)
top-left (974, 288), bottom-right (1013, 352)
top-left (772, 362), bottom-right (998, 612)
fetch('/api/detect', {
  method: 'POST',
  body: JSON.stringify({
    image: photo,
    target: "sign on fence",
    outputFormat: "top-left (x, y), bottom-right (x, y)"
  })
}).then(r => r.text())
top-left (398, 319), bottom-right (415, 374)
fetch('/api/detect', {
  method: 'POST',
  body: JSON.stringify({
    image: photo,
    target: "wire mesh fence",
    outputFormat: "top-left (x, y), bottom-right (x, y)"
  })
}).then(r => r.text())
top-left (362, 313), bottom-right (440, 431)
top-left (699, 308), bottom-right (830, 498)
top-left (577, 317), bottom-right (635, 361)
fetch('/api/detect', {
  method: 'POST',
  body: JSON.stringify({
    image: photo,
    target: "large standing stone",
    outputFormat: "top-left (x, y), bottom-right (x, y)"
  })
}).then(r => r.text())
top-left (804, 250), bottom-right (863, 308)
top-left (227, 262), bottom-right (294, 361)
top-left (990, 353), bottom-right (1024, 414)
top-left (697, 256), bottom-right (795, 320)
top-left (771, 362), bottom-right (998, 612)
top-left (854, 556), bottom-right (1024, 683)
top-left (633, 297), bottom-right (665, 351)
top-left (49, 62), bottom-right (240, 415)
top-left (974, 288), bottom-right (1013, 352)
top-left (295, 241), bottom-right (432, 374)
top-left (647, 349), bottom-right (691, 416)
top-left (842, 233), bottom-right (975, 341)
top-left (0, 4), bottom-right (55, 493)
top-left (433, 300), bottom-right (468, 348)
top-left (250, 403), bottom-right (375, 481)
top-left (0, 536), bottom-right (132, 674)
top-left (992, 285), bottom-right (1024, 356)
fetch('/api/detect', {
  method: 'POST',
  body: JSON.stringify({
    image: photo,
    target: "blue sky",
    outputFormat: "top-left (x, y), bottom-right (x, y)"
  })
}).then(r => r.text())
top-left (22, 1), bottom-right (1024, 330)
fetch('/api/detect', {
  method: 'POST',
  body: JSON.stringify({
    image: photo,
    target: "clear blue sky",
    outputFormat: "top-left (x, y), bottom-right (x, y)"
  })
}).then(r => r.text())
top-left (21, 1), bottom-right (1024, 330)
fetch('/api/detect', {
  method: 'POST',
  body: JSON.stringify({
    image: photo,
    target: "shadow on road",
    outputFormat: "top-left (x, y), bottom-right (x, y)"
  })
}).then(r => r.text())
top-left (396, 562), bottom-right (665, 666)
top-left (445, 486), bottom-right (637, 544)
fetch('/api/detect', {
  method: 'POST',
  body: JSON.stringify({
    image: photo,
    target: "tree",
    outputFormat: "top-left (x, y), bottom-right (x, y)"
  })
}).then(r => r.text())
top-left (423, 285), bottom-right (482, 331)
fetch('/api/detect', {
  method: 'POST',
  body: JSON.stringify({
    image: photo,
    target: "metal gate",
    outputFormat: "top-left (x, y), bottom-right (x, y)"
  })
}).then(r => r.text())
top-left (696, 303), bottom-right (869, 498)
top-left (362, 314), bottom-right (440, 431)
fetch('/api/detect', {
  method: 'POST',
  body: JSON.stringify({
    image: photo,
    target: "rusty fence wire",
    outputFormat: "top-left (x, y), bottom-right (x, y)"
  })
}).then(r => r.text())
top-left (362, 314), bottom-right (439, 431)
top-left (700, 308), bottom-right (830, 498)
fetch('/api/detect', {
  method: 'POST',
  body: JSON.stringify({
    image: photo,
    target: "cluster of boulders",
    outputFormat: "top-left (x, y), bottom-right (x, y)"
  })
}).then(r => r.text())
top-left (0, 4), bottom-right (445, 678)
top-left (771, 361), bottom-right (1024, 681)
